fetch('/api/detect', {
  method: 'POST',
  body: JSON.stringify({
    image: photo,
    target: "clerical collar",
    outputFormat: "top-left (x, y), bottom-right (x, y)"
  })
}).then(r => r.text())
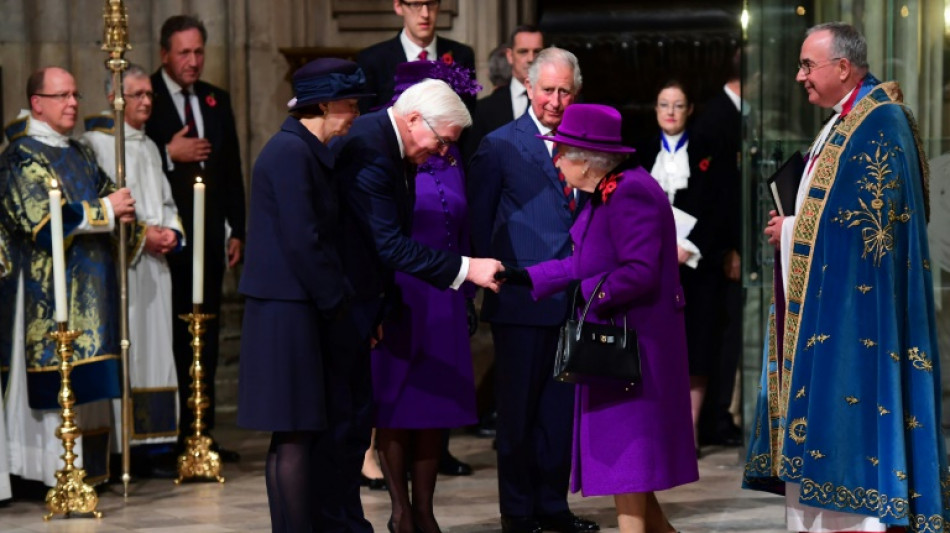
top-left (834, 79), bottom-right (863, 116)
top-left (400, 29), bottom-right (437, 62)
top-left (22, 109), bottom-right (71, 148)
top-left (661, 131), bottom-right (688, 154)
top-left (387, 107), bottom-right (406, 158)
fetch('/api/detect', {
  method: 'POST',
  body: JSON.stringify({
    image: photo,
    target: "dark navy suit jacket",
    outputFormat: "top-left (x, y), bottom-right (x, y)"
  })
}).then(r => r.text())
top-left (463, 85), bottom-right (514, 165)
top-left (355, 33), bottom-right (476, 114)
top-left (331, 110), bottom-right (463, 336)
top-left (239, 117), bottom-right (344, 311)
top-left (468, 112), bottom-right (578, 327)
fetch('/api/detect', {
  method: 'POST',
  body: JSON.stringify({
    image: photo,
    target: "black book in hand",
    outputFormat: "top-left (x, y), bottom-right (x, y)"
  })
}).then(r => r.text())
top-left (767, 151), bottom-right (805, 217)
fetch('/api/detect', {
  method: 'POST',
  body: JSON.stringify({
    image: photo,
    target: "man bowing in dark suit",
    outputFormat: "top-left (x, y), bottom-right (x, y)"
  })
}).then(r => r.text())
top-left (328, 78), bottom-right (503, 531)
top-left (145, 14), bottom-right (246, 463)
top-left (356, 0), bottom-right (476, 114)
top-left (464, 25), bottom-right (544, 163)
top-left (469, 47), bottom-right (599, 533)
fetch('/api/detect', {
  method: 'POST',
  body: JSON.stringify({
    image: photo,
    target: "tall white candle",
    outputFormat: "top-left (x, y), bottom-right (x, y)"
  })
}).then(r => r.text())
top-left (192, 177), bottom-right (205, 304)
top-left (48, 180), bottom-right (68, 323)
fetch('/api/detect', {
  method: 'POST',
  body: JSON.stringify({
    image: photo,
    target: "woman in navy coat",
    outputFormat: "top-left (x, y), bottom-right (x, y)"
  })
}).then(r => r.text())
top-left (236, 58), bottom-right (371, 532)
top-left (502, 104), bottom-right (698, 533)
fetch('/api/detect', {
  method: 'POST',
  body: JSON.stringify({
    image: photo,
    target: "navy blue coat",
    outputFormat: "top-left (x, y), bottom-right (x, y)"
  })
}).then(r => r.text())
top-left (331, 110), bottom-right (463, 337)
top-left (239, 117), bottom-right (344, 309)
top-left (468, 112), bottom-right (578, 327)
top-left (237, 116), bottom-right (344, 431)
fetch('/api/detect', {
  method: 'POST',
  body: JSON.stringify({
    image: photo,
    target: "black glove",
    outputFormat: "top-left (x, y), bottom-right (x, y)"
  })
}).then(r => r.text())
top-left (466, 298), bottom-right (478, 337)
top-left (494, 263), bottom-right (533, 287)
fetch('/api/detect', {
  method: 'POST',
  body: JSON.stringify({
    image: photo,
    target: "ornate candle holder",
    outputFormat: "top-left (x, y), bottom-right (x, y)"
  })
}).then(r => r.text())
top-left (43, 323), bottom-right (103, 521)
top-left (175, 305), bottom-right (224, 484)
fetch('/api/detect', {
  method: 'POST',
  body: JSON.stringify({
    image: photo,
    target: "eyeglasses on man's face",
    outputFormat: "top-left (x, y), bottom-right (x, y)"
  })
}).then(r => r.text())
top-left (33, 92), bottom-right (83, 102)
top-left (124, 91), bottom-right (155, 101)
top-left (797, 57), bottom-right (842, 75)
top-left (422, 116), bottom-right (449, 152)
top-left (400, 0), bottom-right (440, 12)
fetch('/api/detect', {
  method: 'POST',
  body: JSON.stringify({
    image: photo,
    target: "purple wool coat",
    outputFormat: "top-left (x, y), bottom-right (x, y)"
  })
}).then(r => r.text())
top-left (527, 165), bottom-right (699, 496)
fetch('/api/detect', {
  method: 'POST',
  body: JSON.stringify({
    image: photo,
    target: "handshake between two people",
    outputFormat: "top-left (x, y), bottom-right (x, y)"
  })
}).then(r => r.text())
top-left (465, 259), bottom-right (533, 293)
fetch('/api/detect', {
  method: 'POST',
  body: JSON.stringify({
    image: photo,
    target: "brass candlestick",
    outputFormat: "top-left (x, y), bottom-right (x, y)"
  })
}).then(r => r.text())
top-left (175, 305), bottom-right (224, 484)
top-left (43, 323), bottom-right (103, 521)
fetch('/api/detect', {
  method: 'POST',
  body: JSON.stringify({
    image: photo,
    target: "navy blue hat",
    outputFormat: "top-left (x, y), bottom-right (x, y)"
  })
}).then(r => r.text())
top-left (287, 58), bottom-right (373, 112)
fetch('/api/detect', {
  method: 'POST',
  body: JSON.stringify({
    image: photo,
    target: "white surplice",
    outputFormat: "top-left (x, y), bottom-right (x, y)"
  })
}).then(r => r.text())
top-left (82, 119), bottom-right (182, 447)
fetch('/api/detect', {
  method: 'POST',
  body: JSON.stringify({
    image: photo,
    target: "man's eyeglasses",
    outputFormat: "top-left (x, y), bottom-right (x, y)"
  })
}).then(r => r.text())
top-left (422, 116), bottom-right (449, 151)
top-left (124, 91), bottom-right (155, 101)
top-left (797, 57), bottom-right (842, 75)
top-left (399, 0), bottom-right (440, 12)
top-left (33, 92), bottom-right (83, 102)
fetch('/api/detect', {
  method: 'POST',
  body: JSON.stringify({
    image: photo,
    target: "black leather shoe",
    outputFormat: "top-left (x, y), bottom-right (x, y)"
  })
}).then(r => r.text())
top-left (360, 474), bottom-right (387, 491)
top-left (474, 411), bottom-right (497, 438)
top-left (501, 515), bottom-right (542, 533)
top-left (537, 511), bottom-right (600, 533)
top-left (438, 452), bottom-right (472, 476)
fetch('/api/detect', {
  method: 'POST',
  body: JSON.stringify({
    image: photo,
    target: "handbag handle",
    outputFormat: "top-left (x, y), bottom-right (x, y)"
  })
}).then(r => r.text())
top-left (570, 274), bottom-right (629, 347)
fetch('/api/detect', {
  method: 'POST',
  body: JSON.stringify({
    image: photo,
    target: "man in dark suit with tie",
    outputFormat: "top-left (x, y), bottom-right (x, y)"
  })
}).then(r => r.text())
top-left (469, 47), bottom-right (599, 533)
top-left (145, 14), bottom-right (246, 462)
top-left (356, 0), bottom-right (476, 114)
top-left (464, 25), bottom-right (544, 162)
top-left (694, 49), bottom-right (745, 448)
top-left (329, 78), bottom-right (504, 531)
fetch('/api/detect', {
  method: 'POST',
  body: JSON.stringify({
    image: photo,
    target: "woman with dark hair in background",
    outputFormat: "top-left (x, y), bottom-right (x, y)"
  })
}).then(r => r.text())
top-left (638, 80), bottom-right (730, 456)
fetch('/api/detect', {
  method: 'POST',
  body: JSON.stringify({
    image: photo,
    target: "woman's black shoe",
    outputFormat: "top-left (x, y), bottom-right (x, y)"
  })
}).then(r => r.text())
top-left (360, 473), bottom-right (387, 491)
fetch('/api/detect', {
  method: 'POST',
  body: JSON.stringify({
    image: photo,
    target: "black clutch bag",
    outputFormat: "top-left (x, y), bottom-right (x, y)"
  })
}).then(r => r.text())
top-left (554, 275), bottom-right (641, 389)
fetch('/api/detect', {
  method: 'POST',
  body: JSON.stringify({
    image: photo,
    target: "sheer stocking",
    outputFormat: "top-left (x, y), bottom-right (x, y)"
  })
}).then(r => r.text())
top-left (378, 428), bottom-right (414, 532)
top-left (265, 431), bottom-right (316, 533)
top-left (410, 429), bottom-right (443, 533)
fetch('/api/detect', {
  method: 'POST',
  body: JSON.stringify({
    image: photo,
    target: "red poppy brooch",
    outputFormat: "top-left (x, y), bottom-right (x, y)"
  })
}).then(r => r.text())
top-left (441, 51), bottom-right (454, 65)
top-left (597, 172), bottom-right (622, 204)
top-left (206, 93), bottom-right (217, 108)
top-left (698, 156), bottom-right (712, 172)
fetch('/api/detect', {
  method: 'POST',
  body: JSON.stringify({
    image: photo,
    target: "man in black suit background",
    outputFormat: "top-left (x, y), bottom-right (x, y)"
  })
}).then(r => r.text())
top-left (356, 0), bottom-right (476, 114)
top-left (693, 48), bottom-right (744, 448)
top-left (464, 25), bottom-right (544, 162)
top-left (145, 15), bottom-right (246, 462)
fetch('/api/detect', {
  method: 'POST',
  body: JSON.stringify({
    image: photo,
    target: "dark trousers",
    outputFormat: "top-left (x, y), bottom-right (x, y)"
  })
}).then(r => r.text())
top-left (170, 260), bottom-right (223, 435)
top-left (311, 312), bottom-right (374, 533)
top-left (700, 278), bottom-right (743, 437)
top-left (492, 323), bottom-right (574, 518)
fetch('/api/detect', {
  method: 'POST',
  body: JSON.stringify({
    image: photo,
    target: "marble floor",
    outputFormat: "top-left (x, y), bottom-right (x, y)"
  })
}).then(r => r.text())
top-left (0, 417), bottom-right (789, 533)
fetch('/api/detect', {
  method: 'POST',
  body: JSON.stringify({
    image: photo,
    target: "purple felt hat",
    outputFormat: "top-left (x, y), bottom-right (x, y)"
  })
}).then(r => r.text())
top-left (536, 104), bottom-right (636, 154)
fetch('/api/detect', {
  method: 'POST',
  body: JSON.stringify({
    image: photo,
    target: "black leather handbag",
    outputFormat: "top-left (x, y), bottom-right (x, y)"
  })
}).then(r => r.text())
top-left (554, 275), bottom-right (641, 389)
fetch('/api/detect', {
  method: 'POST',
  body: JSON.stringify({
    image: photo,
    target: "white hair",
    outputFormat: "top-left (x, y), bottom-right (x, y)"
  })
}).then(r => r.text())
top-left (104, 64), bottom-right (149, 97)
top-left (561, 145), bottom-right (628, 172)
top-left (528, 47), bottom-right (582, 94)
top-left (392, 78), bottom-right (472, 129)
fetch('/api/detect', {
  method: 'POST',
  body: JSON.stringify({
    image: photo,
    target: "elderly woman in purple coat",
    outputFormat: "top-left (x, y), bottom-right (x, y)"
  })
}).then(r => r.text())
top-left (501, 104), bottom-right (698, 533)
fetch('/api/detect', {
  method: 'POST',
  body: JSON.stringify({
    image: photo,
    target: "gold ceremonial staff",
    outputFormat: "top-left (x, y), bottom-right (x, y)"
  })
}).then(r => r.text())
top-left (102, 0), bottom-right (133, 499)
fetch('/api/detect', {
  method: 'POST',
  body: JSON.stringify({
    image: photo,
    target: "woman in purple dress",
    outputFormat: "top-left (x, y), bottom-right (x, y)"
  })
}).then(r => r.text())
top-left (501, 104), bottom-right (698, 533)
top-left (370, 60), bottom-right (481, 533)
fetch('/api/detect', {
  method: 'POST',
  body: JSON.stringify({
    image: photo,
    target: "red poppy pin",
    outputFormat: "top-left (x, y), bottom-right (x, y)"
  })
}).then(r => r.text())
top-left (698, 156), bottom-right (712, 172)
top-left (206, 93), bottom-right (217, 108)
top-left (598, 172), bottom-right (622, 204)
top-left (441, 51), bottom-right (454, 65)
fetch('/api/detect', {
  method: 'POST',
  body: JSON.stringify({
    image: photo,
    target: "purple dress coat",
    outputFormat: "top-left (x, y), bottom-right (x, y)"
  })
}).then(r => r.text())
top-left (527, 165), bottom-right (699, 496)
top-left (371, 146), bottom-right (477, 429)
